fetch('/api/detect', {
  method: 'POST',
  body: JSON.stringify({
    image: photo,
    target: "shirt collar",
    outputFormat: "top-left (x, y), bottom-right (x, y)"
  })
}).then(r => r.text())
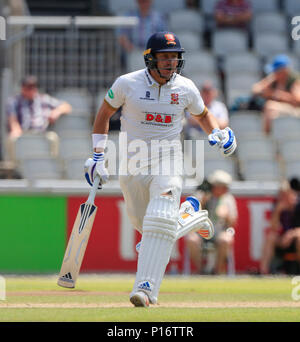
top-left (144, 68), bottom-right (158, 87)
top-left (144, 68), bottom-right (178, 88)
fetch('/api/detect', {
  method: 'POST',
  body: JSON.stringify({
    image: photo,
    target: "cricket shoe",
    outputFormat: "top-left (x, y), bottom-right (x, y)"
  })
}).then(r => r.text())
top-left (130, 291), bottom-right (150, 308)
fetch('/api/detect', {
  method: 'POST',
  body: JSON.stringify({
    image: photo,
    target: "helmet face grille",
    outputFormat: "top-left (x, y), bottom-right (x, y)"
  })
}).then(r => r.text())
top-left (144, 52), bottom-right (185, 74)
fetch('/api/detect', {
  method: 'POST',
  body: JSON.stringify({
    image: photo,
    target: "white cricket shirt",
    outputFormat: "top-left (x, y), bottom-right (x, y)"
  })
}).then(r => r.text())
top-left (104, 68), bottom-right (207, 175)
top-left (105, 68), bottom-right (207, 144)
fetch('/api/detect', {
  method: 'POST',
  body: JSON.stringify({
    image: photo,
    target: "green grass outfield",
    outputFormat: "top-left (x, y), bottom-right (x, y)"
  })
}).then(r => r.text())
top-left (0, 274), bottom-right (300, 322)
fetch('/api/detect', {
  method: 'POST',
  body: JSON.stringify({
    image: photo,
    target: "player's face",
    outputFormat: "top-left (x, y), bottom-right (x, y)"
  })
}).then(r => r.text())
top-left (155, 52), bottom-right (179, 79)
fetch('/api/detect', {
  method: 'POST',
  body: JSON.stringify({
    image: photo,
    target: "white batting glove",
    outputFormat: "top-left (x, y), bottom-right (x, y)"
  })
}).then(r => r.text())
top-left (84, 152), bottom-right (109, 187)
top-left (208, 127), bottom-right (237, 156)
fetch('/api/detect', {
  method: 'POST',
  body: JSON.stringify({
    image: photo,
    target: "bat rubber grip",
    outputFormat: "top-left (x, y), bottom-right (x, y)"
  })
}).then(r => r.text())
top-left (86, 175), bottom-right (101, 204)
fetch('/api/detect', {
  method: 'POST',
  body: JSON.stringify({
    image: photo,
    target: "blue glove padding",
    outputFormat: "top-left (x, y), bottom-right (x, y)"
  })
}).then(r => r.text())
top-left (208, 127), bottom-right (237, 156)
top-left (84, 152), bottom-right (109, 188)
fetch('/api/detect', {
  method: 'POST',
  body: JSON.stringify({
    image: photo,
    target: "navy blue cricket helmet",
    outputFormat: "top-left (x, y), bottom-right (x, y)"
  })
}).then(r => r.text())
top-left (143, 31), bottom-right (185, 73)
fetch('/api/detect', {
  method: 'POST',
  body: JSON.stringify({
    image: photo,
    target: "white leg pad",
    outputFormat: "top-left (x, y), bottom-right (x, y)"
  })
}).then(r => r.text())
top-left (176, 209), bottom-right (214, 240)
top-left (130, 195), bottom-right (178, 304)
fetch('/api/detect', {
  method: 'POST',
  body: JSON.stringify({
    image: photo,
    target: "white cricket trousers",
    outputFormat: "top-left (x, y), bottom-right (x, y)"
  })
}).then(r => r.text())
top-left (119, 173), bottom-right (183, 233)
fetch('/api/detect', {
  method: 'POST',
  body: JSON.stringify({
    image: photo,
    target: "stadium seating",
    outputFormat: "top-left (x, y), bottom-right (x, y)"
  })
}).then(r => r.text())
top-left (168, 9), bottom-right (204, 34)
top-left (225, 72), bottom-right (261, 93)
top-left (58, 132), bottom-right (91, 159)
top-left (249, 0), bottom-right (279, 13)
top-left (107, 0), bottom-right (136, 15)
top-left (282, 0), bottom-right (300, 17)
top-left (7, 3), bottom-right (300, 185)
top-left (223, 52), bottom-right (262, 75)
top-left (203, 158), bottom-right (237, 180)
top-left (153, 0), bottom-right (185, 14)
top-left (183, 50), bottom-right (217, 77)
top-left (229, 112), bottom-right (263, 139)
top-left (279, 139), bottom-right (300, 162)
top-left (237, 136), bottom-right (277, 163)
top-left (201, 0), bottom-right (219, 16)
top-left (176, 31), bottom-right (203, 51)
top-left (240, 159), bottom-right (281, 182)
top-left (18, 157), bottom-right (63, 180)
top-left (189, 72), bottom-right (222, 90)
top-left (127, 49), bottom-right (145, 73)
top-left (13, 132), bottom-right (59, 161)
top-left (253, 32), bottom-right (289, 58)
top-left (252, 12), bottom-right (288, 34)
top-left (272, 117), bottom-right (300, 142)
top-left (212, 29), bottom-right (249, 57)
top-left (52, 114), bottom-right (92, 136)
top-left (285, 160), bottom-right (300, 179)
top-left (292, 39), bottom-right (300, 57)
top-left (53, 88), bottom-right (93, 115)
top-left (64, 156), bottom-right (87, 180)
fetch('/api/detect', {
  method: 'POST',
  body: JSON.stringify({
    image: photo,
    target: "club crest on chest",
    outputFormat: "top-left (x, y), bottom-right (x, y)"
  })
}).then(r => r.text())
top-left (170, 93), bottom-right (179, 104)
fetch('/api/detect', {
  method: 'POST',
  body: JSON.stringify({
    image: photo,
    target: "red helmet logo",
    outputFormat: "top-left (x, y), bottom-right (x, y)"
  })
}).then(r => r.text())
top-left (165, 33), bottom-right (176, 45)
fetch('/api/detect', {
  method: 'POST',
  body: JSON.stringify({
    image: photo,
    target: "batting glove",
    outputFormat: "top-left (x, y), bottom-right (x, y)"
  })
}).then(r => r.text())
top-left (84, 152), bottom-right (109, 187)
top-left (208, 127), bottom-right (237, 156)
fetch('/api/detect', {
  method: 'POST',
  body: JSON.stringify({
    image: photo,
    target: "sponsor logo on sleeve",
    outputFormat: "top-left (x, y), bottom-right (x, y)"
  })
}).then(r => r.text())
top-left (108, 89), bottom-right (114, 99)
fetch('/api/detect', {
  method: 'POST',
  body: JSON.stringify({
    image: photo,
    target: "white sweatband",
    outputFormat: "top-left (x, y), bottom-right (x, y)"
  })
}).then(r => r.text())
top-left (92, 133), bottom-right (108, 150)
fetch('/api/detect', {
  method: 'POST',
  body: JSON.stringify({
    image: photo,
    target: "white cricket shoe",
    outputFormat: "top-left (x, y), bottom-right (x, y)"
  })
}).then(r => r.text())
top-left (130, 291), bottom-right (150, 308)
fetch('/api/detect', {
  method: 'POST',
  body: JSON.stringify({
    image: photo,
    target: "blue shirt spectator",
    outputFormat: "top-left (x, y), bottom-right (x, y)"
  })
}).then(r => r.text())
top-left (6, 75), bottom-right (72, 138)
top-left (118, 0), bottom-right (168, 52)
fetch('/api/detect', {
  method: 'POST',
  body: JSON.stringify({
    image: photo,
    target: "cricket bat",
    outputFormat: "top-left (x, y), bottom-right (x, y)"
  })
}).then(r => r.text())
top-left (57, 176), bottom-right (101, 288)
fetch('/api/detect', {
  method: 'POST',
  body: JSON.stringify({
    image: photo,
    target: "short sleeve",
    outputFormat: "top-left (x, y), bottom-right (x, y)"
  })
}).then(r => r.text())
top-left (43, 94), bottom-right (63, 109)
top-left (6, 97), bottom-right (17, 117)
top-left (186, 80), bottom-right (207, 116)
top-left (104, 76), bottom-right (126, 109)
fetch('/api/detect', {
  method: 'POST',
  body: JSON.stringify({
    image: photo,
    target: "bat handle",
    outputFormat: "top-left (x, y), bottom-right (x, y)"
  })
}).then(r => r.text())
top-left (86, 175), bottom-right (101, 205)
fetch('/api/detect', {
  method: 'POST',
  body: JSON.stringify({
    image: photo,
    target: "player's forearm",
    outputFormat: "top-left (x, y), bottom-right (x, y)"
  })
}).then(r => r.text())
top-left (92, 100), bottom-right (117, 152)
top-left (93, 112), bottom-right (110, 135)
top-left (193, 111), bottom-right (220, 135)
top-left (93, 100), bottom-right (117, 134)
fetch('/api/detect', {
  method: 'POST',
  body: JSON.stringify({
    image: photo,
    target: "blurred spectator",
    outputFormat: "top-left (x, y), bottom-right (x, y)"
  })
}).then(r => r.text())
top-left (185, 81), bottom-right (229, 138)
top-left (6, 75), bottom-right (72, 138)
top-left (260, 179), bottom-right (300, 275)
top-left (185, 170), bottom-right (238, 274)
top-left (118, 0), bottom-right (167, 53)
top-left (185, 0), bottom-right (199, 9)
top-left (252, 55), bottom-right (300, 134)
top-left (214, 0), bottom-right (252, 29)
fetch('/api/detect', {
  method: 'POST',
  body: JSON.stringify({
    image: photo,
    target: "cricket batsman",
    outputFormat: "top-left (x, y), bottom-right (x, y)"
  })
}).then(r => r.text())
top-left (84, 32), bottom-right (237, 307)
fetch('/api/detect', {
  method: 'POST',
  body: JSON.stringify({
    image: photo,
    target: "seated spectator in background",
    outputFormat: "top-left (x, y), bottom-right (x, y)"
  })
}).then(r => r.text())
top-left (214, 0), bottom-right (252, 29)
top-left (6, 75), bottom-right (72, 138)
top-left (252, 55), bottom-right (300, 134)
top-left (185, 81), bottom-right (229, 138)
top-left (118, 0), bottom-right (167, 53)
top-left (260, 179), bottom-right (300, 275)
top-left (185, 170), bottom-right (238, 274)
top-left (185, 0), bottom-right (199, 8)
